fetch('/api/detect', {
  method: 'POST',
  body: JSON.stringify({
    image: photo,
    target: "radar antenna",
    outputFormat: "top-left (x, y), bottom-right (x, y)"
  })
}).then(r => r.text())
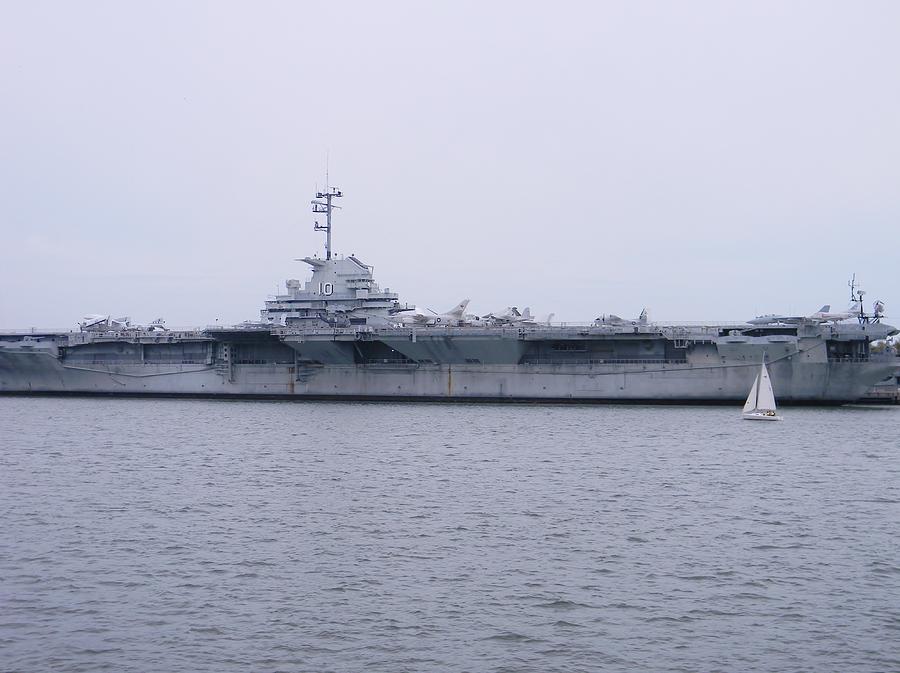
top-left (311, 185), bottom-right (342, 260)
top-left (848, 274), bottom-right (870, 324)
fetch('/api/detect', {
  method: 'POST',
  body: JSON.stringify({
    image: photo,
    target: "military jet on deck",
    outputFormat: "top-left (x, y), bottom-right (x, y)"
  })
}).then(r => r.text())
top-left (481, 307), bottom-right (556, 326)
top-left (748, 304), bottom-right (859, 326)
top-left (483, 307), bottom-right (531, 325)
top-left (79, 314), bottom-right (132, 332)
top-left (594, 308), bottom-right (649, 327)
top-left (394, 299), bottom-right (471, 326)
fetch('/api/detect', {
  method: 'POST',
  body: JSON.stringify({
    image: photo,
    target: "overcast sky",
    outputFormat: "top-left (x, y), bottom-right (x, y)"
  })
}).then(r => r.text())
top-left (1, 1), bottom-right (898, 327)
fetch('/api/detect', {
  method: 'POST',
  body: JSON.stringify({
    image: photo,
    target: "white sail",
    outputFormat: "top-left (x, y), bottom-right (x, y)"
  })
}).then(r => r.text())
top-left (756, 362), bottom-right (777, 411)
top-left (743, 374), bottom-right (760, 413)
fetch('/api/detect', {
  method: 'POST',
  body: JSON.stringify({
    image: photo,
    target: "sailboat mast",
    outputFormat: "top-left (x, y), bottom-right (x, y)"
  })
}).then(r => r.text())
top-left (756, 361), bottom-right (763, 410)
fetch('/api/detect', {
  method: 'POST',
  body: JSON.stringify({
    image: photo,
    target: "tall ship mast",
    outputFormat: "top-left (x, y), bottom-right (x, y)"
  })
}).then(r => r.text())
top-left (312, 185), bottom-right (339, 260)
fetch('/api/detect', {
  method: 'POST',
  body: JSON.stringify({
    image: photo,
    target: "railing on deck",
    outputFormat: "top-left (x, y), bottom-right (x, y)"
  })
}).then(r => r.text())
top-left (521, 358), bottom-right (688, 366)
top-left (0, 328), bottom-right (77, 335)
top-left (358, 358), bottom-right (690, 367)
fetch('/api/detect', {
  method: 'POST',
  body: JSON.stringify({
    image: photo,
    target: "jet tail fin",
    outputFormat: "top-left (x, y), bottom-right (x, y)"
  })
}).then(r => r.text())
top-left (817, 305), bottom-right (831, 313)
top-left (447, 299), bottom-right (470, 317)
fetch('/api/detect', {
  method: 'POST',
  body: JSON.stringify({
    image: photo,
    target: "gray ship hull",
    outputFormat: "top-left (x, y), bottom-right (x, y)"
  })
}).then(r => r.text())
top-left (1, 330), bottom-right (894, 404)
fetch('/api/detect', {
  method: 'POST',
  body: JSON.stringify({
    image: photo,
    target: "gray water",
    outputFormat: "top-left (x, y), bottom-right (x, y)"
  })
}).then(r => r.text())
top-left (1, 398), bottom-right (898, 673)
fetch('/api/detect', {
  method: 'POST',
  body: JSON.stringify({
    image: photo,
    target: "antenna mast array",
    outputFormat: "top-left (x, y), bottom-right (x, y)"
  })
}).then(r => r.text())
top-left (848, 273), bottom-right (867, 323)
top-left (312, 186), bottom-right (342, 260)
top-left (847, 274), bottom-right (886, 324)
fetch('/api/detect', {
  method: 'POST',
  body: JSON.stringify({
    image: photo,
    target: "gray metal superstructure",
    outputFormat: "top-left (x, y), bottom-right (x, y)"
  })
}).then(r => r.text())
top-left (2, 187), bottom-right (897, 403)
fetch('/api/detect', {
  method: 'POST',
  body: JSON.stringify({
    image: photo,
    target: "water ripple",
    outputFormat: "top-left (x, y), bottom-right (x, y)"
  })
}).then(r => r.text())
top-left (1, 398), bottom-right (899, 673)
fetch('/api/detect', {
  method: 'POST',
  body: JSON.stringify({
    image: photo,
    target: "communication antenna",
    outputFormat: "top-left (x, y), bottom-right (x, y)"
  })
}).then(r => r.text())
top-left (848, 273), bottom-right (869, 324)
top-left (312, 183), bottom-right (342, 260)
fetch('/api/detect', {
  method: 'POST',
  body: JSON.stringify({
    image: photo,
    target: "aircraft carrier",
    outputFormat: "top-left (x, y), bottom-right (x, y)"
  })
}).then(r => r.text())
top-left (1, 186), bottom-right (897, 404)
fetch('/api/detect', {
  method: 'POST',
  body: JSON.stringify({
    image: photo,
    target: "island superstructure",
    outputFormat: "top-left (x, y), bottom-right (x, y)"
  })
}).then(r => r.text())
top-left (1, 186), bottom-right (897, 403)
top-left (260, 187), bottom-right (405, 328)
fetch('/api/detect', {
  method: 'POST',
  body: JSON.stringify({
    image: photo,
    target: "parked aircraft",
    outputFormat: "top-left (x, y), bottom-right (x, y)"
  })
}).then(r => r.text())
top-left (109, 316), bottom-right (131, 330)
top-left (482, 307), bottom-right (531, 325)
top-left (78, 314), bottom-right (131, 332)
top-left (79, 314), bottom-right (109, 330)
top-left (395, 299), bottom-right (471, 326)
top-left (747, 303), bottom-right (859, 325)
top-left (810, 304), bottom-right (858, 323)
top-left (594, 308), bottom-right (649, 326)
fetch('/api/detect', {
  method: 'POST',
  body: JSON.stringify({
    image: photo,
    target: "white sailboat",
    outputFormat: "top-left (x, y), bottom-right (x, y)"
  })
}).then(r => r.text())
top-left (742, 361), bottom-right (783, 421)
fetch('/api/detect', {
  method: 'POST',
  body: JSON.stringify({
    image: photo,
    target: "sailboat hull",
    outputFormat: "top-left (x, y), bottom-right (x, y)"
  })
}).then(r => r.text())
top-left (742, 412), bottom-right (783, 421)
